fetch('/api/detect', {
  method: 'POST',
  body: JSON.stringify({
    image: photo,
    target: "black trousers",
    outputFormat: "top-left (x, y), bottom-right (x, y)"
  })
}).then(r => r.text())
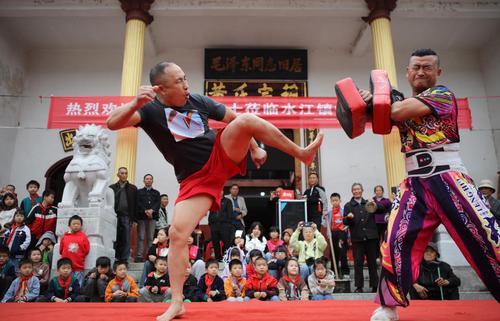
top-left (114, 215), bottom-right (131, 261)
top-left (352, 239), bottom-right (379, 289)
top-left (309, 215), bottom-right (322, 229)
top-left (376, 223), bottom-right (388, 243)
top-left (331, 230), bottom-right (350, 276)
top-left (80, 278), bottom-right (108, 302)
top-left (210, 223), bottom-right (234, 260)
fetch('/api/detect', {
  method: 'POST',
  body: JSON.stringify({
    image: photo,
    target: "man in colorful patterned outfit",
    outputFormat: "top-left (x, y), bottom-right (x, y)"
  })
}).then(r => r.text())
top-left (361, 49), bottom-right (500, 321)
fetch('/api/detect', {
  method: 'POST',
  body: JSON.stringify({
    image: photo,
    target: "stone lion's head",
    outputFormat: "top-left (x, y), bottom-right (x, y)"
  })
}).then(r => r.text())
top-left (73, 124), bottom-right (111, 164)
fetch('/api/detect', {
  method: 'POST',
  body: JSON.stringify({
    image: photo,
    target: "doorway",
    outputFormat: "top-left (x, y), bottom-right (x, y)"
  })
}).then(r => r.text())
top-left (227, 129), bottom-right (296, 233)
top-left (44, 156), bottom-right (72, 205)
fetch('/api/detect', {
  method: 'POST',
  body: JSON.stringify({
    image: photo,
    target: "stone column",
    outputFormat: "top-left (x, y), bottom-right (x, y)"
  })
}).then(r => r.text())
top-left (114, 0), bottom-right (154, 183)
top-left (363, 0), bottom-right (405, 196)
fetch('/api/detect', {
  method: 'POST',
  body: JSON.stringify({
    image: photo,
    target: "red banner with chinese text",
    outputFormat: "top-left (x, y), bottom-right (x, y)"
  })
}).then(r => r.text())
top-left (47, 96), bottom-right (472, 130)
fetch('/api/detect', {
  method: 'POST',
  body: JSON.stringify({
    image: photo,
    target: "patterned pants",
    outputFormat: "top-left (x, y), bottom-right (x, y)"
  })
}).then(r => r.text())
top-left (375, 171), bottom-right (500, 307)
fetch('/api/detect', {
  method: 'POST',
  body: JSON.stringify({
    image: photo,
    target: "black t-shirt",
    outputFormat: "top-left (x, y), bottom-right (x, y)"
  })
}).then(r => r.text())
top-left (136, 93), bottom-right (226, 182)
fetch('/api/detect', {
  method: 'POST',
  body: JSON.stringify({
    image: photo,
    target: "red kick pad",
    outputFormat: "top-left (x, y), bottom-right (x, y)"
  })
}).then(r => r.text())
top-left (370, 69), bottom-right (392, 135)
top-left (335, 77), bottom-right (367, 139)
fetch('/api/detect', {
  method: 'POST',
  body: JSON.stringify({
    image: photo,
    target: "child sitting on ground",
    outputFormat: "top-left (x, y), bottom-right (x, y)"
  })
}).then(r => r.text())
top-left (59, 215), bottom-right (90, 287)
top-left (1, 259), bottom-right (40, 302)
top-left (233, 230), bottom-right (246, 252)
top-left (308, 258), bottom-right (335, 300)
top-left (0, 192), bottom-right (17, 245)
top-left (197, 259), bottom-right (225, 302)
top-left (265, 226), bottom-right (284, 259)
top-left (282, 229), bottom-right (294, 257)
top-left (105, 261), bottom-right (139, 302)
top-left (246, 249), bottom-right (263, 280)
top-left (245, 257), bottom-right (279, 301)
top-left (182, 266), bottom-right (201, 303)
top-left (187, 232), bottom-right (206, 281)
top-left (278, 258), bottom-right (310, 301)
top-left (224, 259), bottom-right (247, 302)
top-left (4, 210), bottom-right (31, 270)
top-left (81, 256), bottom-right (113, 302)
top-left (44, 258), bottom-right (82, 302)
top-left (245, 222), bottom-right (267, 257)
top-left (139, 256), bottom-right (171, 302)
top-left (29, 248), bottom-right (50, 294)
top-left (221, 247), bottom-right (247, 280)
top-left (140, 227), bottom-right (169, 287)
top-left (0, 246), bottom-right (16, 299)
top-left (268, 246), bottom-right (288, 280)
top-left (36, 231), bottom-right (56, 267)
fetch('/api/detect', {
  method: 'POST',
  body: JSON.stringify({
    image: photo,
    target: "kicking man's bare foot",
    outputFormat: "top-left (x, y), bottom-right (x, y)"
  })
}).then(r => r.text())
top-left (299, 132), bottom-right (324, 165)
top-left (157, 302), bottom-right (185, 321)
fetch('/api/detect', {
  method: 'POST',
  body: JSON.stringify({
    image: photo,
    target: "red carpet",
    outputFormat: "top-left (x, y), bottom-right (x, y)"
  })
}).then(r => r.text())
top-left (0, 300), bottom-right (498, 321)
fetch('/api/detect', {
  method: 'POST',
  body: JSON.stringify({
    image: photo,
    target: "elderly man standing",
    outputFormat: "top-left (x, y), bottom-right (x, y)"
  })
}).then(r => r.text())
top-left (135, 174), bottom-right (160, 263)
top-left (343, 182), bottom-right (379, 294)
top-left (109, 167), bottom-right (137, 263)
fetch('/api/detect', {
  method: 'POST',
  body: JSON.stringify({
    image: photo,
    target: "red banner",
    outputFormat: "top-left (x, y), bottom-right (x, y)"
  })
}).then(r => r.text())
top-left (48, 96), bottom-right (472, 130)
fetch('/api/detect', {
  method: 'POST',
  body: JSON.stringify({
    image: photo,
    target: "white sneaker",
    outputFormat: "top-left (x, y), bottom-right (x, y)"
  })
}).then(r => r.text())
top-left (370, 306), bottom-right (399, 321)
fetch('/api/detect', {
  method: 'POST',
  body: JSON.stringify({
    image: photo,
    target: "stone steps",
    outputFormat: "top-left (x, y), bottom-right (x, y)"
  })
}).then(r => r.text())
top-left (346, 265), bottom-right (486, 292)
top-left (331, 291), bottom-right (494, 300)
top-left (128, 261), bottom-right (487, 295)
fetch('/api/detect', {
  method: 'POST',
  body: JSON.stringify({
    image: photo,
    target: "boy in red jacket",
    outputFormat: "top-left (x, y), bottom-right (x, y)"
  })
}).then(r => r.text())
top-left (245, 256), bottom-right (279, 301)
top-left (59, 215), bottom-right (90, 287)
top-left (26, 189), bottom-right (57, 248)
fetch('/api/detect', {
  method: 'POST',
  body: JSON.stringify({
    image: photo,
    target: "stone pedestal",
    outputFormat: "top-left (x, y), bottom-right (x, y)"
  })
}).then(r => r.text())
top-left (436, 224), bottom-right (468, 266)
top-left (52, 207), bottom-right (116, 271)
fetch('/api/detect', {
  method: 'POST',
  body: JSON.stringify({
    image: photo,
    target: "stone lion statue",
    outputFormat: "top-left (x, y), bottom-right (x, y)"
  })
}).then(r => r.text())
top-left (59, 124), bottom-right (114, 208)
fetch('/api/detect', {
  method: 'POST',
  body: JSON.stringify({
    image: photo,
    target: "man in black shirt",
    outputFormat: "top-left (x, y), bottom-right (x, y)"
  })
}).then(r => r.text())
top-left (208, 190), bottom-right (235, 261)
top-left (106, 61), bottom-right (323, 321)
top-left (109, 167), bottom-right (137, 262)
top-left (343, 182), bottom-right (379, 293)
top-left (135, 174), bottom-right (160, 262)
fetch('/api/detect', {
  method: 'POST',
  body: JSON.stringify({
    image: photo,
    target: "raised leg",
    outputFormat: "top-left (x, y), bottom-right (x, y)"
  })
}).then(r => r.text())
top-left (220, 113), bottom-right (323, 165)
top-left (157, 195), bottom-right (213, 321)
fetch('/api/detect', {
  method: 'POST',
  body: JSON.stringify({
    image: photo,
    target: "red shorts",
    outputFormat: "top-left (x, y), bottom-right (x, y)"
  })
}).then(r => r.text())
top-left (175, 129), bottom-right (247, 211)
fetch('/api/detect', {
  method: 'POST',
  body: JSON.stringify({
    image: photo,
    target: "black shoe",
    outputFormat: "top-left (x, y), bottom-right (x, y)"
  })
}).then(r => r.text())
top-left (354, 287), bottom-right (363, 293)
top-left (371, 287), bottom-right (378, 293)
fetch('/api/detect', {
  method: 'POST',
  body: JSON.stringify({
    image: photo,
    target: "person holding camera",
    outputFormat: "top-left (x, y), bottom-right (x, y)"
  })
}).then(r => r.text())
top-left (343, 183), bottom-right (379, 293)
top-left (303, 173), bottom-right (328, 228)
top-left (290, 221), bottom-right (327, 281)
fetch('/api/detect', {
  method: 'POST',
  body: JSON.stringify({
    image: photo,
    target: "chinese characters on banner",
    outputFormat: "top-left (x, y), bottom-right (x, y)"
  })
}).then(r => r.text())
top-left (207, 96), bottom-right (337, 129)
top-left (204, 80), bottom-right (307, 97)
top-left (205, 49), bottom-right (307, 80)
top-left (47, 96), bottom-right (473, 130)
top-left (48, 96), bottom-right (133, 129)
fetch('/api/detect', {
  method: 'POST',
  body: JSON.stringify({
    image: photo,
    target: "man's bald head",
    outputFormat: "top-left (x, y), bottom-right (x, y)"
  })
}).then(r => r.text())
top-left (149, 61), bottom-right (175, 86)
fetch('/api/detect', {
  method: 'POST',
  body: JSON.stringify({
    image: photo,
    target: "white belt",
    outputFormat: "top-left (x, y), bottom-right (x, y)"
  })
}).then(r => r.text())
top-left (405, 144), bottom-right (468, 178)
